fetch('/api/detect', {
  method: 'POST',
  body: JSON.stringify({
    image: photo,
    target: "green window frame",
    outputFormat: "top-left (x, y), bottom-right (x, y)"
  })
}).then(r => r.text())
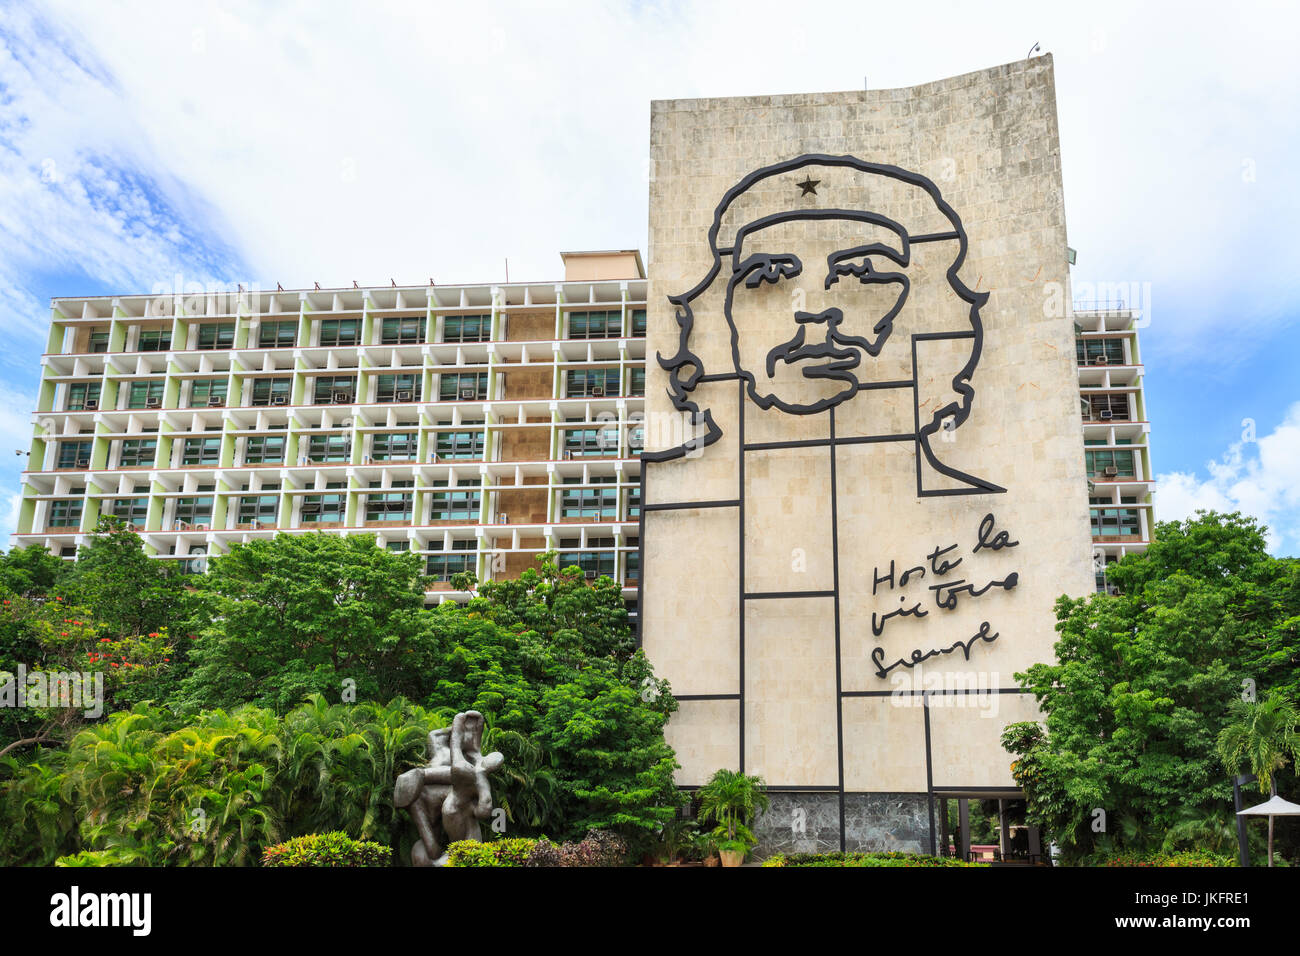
top-left (173, 496), bottom-right (213, 527)
top-left (365, 492), bottom-right (414, 523)
top-left (88, 331), bottom-right (110, 353)
top-left (630, 309), bottom-right (647, 337)
top-left (48, 499), bottom-right (83, 528)
top-left (371, 432), bottom-right (419, 461)
top-left (426, 541), bottom-right (476, 581)
top-left (429, 483), bottom-right (481, 522)
top-left (306, 433), bottom-right (350, 462)
top-left (376, 373), bottom-right (422, 403)
top-left (1084, 449), bottom-right (1136, 479)
top-left (434, 431), bottom-right (484, 461)
top-left (563, 426), bottom-right (616, 458)
top-left (196, 323), bottom-right (235, 350)
top-left (382, 317), bottom-right (425, 345)
top-left (137, 329), bottom-right (171, 352)
top-left (258, 320), bottom-right (298, 348)
top-left (313, 375), bottom-right (357, 404)
top-left (237, 495), bottom-right (279, 524)
top-left (67, 382), bottom-right (101, 410)
top-left (242, 435), bottom-right (286, 465)
top-left (189, 378), bottom-right (229, 407)
top-left (251, 377), bottom-right (292, 406)
top-left (106, 497), bottom-right (148, 528)
top-left (56, 441), bottom-right (93, 470)
top-left (439, 372), bottom-right (487, 402)
top-left (318, 319), bottom-right (360, 347)
top-left (441, 315), bottom-right (490, 343)
top-left (566, 310), bottom-right (620, 339)
top-left (182, 436), bottom-right (222, 466)
top-left (1090, 507), bottom-right (1141, 538)
top-left (126, 380), bottom-right (165, 409)
top-left (566, 368), bottom-right (620, 397)
top-left (117, 438), bottom-right (157, 468)
top-left (560, 478), bottom-right (618, 520)
top-left (1075, 338), bottom-right (1125, 366)
top-left (629, 368), bottom-right (646, 397)
top-left (300, 493), bottom-right (346, 523)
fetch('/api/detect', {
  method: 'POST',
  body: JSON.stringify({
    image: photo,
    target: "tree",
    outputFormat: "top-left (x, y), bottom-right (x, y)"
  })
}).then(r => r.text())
top-left (64, 517), bottom-right (188, 639)
top-left (177, 532), bottom-right (432, 712)
top-left (1216, 693), bottom-right (1300, 865)
top-left (1003, 511), bottom-right (1300, 863)
top-left (0, 545), bottom-right (68, 599)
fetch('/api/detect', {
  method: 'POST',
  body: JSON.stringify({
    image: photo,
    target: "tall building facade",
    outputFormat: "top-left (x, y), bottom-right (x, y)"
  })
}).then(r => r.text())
top-left (16, 251), bottom-right (646, 610)
top-left (1075, 307), bottom-right (1155, 590)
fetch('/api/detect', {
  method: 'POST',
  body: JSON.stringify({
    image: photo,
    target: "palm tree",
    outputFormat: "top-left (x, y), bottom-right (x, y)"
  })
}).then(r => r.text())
top-left (696, 768), bottom-right (769, 857)
top-left (1216, 693), bottom-right (1300, 866)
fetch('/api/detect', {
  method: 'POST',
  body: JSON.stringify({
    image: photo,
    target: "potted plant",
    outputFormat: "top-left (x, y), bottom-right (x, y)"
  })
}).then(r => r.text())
top-left (693, 829), bottom-right (720, 867)
top-left (697, 768), bottom-right (770, 867)
top-left (655, 816), bottom-right (699, 866)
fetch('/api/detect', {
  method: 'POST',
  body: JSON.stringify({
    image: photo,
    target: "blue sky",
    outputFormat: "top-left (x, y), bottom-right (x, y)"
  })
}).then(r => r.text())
top-left (1, 0), bottom-right (1297, 553)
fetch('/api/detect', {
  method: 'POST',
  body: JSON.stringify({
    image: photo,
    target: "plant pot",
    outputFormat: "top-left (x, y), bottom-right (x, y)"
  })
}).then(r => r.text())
top-left (719, 848), bottom-right (745, 867)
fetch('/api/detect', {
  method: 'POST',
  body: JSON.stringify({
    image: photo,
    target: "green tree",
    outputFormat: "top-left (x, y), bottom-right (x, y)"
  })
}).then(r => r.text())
top-left (64, 517), bottom-right (188, 638)
top-left (0, 544), bottom-right (68, 598)
top-left (1003, 512), bottom-right (1300, 863)
top-left (177, 532), bottom-right (432, 712)
top-left (1216, 692), bottom-right (1300, 866)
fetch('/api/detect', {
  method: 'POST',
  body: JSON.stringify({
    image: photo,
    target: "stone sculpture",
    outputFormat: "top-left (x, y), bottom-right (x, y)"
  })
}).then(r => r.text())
top-left (393, 710), bottom-right (504, 866)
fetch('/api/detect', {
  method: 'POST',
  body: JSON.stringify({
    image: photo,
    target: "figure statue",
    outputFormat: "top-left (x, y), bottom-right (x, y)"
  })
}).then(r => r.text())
top-left (394, 710), bottom-right (504, 866)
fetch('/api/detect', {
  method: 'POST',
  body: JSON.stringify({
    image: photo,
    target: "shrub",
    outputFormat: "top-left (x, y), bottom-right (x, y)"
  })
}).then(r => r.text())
top-left (261, 832), bottom-right (391, 867)
top-left (1096, 849), bottom-right (1234, 868)
top-left (525, 828), bottom-right (629, 867)
top-left (445, 838), bottom-right (539, 867)
top-left (763, 851), bottom-right (986, 868)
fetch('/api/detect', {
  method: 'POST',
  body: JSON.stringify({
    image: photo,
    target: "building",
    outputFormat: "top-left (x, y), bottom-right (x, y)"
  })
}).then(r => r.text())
top-left (15, 251), bottom-right (647, 613)
top-left (1075, 306), bottom-right (1155, 590)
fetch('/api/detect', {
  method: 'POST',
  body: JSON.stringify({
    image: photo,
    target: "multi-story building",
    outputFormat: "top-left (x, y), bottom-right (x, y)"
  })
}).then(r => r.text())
top-left (1075, 307), bottom-right (1155, 590)
top-left (14, 250), bottom-right (647, 612)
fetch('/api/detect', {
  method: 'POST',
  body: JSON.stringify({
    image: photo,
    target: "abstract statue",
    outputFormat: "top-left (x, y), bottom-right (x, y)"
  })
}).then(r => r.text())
top-left (393, 710), bottom-right (504, 866)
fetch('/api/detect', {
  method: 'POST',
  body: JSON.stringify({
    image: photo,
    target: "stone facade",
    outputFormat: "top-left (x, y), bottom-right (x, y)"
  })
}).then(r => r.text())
top-left (641, 57), bottom-right (1094, 849)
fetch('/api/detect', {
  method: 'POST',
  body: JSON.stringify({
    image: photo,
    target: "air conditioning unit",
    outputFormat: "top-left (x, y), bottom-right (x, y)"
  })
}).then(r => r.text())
top-left (1093, 355), bottom-right (1110, 366)
top-left (193, 523), bottom-right (208, 532)
top-left (590, 386), bottom-right (605, 397)
top-left (584, 570), bottom-right (597, 580)
top-left (1099, 409), bottom-right (1114, 420)
top-left (395, 389), bottom-right (414, 402)
top-left (207, 395), bottom-right (225, 406)
top-left (145, 396), bottom-right (161, 408)
top-left (83, 399), bottom-right (98, 410)
top-left (75, 457), bottom-right (89, 468)
top-left (331, 390), bottom-right (353, 404)
top-left (459, 387), bottom-right (477, 400)
top-left (1103, 466), bottom-right (1119, 477)
top-left (174, 520), bottom-right (189, 531)
top-left (271, 394), bottom-right (288, 406)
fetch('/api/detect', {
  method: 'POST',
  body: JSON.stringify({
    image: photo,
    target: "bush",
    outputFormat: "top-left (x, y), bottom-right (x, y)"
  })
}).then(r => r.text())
top-left (763, 851), bottom-right (986, 868)
top-left (445, 838), bottom-right (539, 867)
top-left (1096, 849), bottom-right (1234, 868)
top-left (261, 832), bottom-right (391, 867)
top-left (525, 829), bottom-right (630, 867)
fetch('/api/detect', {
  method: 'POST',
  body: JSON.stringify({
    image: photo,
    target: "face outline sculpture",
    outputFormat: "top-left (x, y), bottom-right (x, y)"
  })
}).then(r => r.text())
top-left (648, 152), bottom-right (997, 494)
top-left (725, 209), bottom-right (913, 414)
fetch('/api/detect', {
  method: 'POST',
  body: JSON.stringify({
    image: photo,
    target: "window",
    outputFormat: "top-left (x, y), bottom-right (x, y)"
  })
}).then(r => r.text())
top-left (561, 478), bottom-right (618, 520)
top-left (563, 425), bottom-right (617, 458)
top-left (630, 309), bottom-right (647, 337)
top-left (67, 382), bottom-right (101, 410)
top-left (434, 431), bottom-right (484, 461)
top-left (429, 482), bottom-right (480, 522)
top-left (251, 377), bottom-right (292, 406)
top-left (426, 540), bottom-right (476, 581)
top-left (318, 319), bottom-right (360, 347)
top-left (365, 491), bottom-right (414, 523)
top-left (48, 499), bottom-right (83, 528)
top-left (182, 436), bottom-right (222, 466)
top-left (306, 433), bottom-right (350, 462)
top-left (1090, 507), bottom-right (1141, 538)
top-left (300, 493), bottom-right (346, 523)
top-left (137, 329), bottom-right (171, 352)
top-left (566, 368), bottom-right (620, 397)
top-left (1084, 449), bottom-right (1136, 479)
top-left (56, 441), bottom-right (93, 470)
top-left (117, 438), bottom-right (157, 468)
top-left (1075, 338), bottom-right (1125, 366)
top-left (126, 380), bottom-right (165, 409)
top-left (242, 435), bottom-right (286, 465)
top-left (386, 540), bottom-right (410, 552)
top-left (1084, 394), bottom-right (1130, 421)
top-left (382, 317), bottom-right (425, 344)
top-left (196, 323), bottom-right (235, 350)
top-left (567, 310), bottom-right (620, 339)
top-left (313, 375), bottom-right (356, 404)
top-left (439, 372), bottom-right (487, 402)
top-left (237, 494), bottom-right (279, 525)
top-left (376, 373), bottom-right (422, 403)
top-left (442, 315), bottom-right (490, 343)
top-left (371, 432), bottom-right (419, 461)
top-left (89, 331), bottom-right (110, 353)
top-left (188, 378), bottom-right (229, 407)
top-left (626, 484), bottom-right (640, 519)
top-left (173, 496), bottom-right (213, 527)
top-left (557, 539), bottom-right (617, 576)
top-left (258, 320), bottom-right (298, 348)
top-left (629, 368), bottom-right (646, 397)
top-left (106, 497), bottom-right (149, 528)
top-left (625, 548), bottom-right (639, 582)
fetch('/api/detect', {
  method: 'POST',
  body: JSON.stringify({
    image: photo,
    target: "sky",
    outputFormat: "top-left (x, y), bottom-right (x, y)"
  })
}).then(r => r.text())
top-left (0, 0), bottom-right (1297, 553)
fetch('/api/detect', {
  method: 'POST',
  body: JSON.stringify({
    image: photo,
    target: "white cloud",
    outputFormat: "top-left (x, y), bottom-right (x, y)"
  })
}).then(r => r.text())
top-left (1156, 402), bottom-right (1300, 555)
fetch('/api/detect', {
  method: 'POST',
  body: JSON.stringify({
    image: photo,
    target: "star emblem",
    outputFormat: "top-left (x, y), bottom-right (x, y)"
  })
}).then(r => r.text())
top-left (796, 176), bottom-right (820, 197)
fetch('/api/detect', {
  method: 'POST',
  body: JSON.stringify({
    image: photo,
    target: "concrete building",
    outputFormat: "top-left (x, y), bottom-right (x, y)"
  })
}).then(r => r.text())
top-left (1075, 307), bottom-right (1155, 590)
top-left (15, 251), bottom-right (647, 610)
